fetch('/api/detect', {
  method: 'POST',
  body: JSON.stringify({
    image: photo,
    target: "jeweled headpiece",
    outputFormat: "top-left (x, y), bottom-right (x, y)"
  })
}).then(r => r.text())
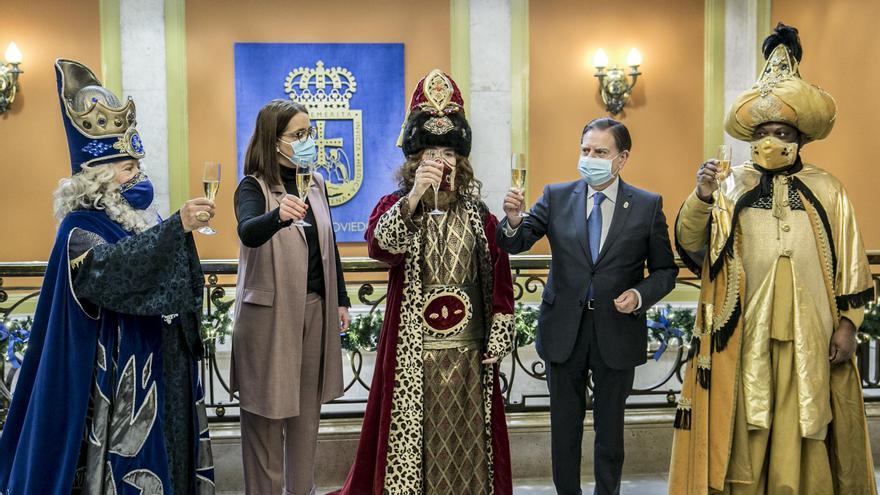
top-left (398, 69), bottom-right (471, 157)
top-left (55, 59), bottom-right (145, 174)
top-left (725, 23), bottom-right (837, 142)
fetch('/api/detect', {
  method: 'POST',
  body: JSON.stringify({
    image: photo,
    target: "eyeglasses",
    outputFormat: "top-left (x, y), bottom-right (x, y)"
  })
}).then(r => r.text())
top-left (281, 126), bottom-right (318, 144)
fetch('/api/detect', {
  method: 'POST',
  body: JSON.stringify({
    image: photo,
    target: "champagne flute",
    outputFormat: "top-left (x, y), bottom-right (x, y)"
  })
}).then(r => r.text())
top-left (294, 163), bottom-right (313, 227)
top-left (510, 153), bottom-right (529, 218)
top-left (198, 161), bottom-right (221, 235)
top-left (425, 149), bottom-right (444, 216)
top-left (712, 145), bottom-right (731, 212)
top-left (716, 144), bottom-right (731, 182)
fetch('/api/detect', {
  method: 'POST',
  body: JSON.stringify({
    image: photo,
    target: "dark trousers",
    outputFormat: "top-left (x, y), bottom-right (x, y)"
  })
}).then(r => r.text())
top-left (547, 309), bottom-right (635, 495)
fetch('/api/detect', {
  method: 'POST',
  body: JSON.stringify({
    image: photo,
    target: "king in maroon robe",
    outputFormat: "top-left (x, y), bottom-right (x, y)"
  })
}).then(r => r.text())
top-left (332, 69), bottom-right (515, 495)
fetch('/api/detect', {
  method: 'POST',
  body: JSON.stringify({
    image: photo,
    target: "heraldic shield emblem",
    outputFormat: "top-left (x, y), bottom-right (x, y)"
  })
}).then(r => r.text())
top-left (284, 61), bottom-right (362, 206)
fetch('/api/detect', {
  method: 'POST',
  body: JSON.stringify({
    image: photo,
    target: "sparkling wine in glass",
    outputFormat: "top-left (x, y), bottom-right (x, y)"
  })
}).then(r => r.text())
top-left (711, 145), bottom-right (731, 212)
top-left (424, 149), bottom-right (444, 216)
top-left (198, 161), bottom-right (220, 235)
top-left (294, 165), bottom-right (313, 227)
top-left (510, 153), bottom-right (529, 218)
top-left (716, 144), bottom-right (731, 181)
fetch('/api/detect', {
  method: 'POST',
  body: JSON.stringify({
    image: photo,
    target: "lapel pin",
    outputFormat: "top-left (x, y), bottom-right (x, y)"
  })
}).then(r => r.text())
top-left (623, 201), bottom-right (630, 209)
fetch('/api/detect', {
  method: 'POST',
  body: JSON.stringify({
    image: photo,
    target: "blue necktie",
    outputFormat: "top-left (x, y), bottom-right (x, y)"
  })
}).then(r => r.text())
top-left (589, 192), bottom-right (606, 262)
top-left (587, 192), bottom-right (605, 301)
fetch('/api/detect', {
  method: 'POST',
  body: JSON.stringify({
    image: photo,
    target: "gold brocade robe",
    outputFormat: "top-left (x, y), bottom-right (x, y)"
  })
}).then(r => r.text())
top-left (668, 162), bottom-right (876, 494)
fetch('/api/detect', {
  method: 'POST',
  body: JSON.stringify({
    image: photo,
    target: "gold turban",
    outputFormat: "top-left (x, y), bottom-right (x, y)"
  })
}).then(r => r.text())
top-left (725, 43), bottom-right (837, 142)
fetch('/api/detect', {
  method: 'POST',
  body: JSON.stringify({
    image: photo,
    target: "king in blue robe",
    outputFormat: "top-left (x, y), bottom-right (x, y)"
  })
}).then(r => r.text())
top-left (0, 59), bottom-right (214, 495)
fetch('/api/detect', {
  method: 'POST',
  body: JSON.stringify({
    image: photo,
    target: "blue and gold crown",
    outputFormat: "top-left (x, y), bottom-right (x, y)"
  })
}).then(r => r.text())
top-left (55, 59), bottom-right (145, 174)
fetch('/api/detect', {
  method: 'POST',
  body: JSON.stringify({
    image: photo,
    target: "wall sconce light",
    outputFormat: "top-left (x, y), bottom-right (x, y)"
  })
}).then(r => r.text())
top-left (592, 47), bottom-right (641, 115)
top-left (0, 42), bottom-right (23, 115)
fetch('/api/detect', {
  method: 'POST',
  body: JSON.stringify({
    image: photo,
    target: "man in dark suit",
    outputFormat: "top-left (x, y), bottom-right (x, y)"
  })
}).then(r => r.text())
top-left (497, 117), bottom-right (678, 495)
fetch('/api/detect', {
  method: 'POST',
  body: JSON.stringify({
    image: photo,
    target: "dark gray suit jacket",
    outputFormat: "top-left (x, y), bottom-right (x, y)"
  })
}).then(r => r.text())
top-left (497, 179), bottom-right (678, 369)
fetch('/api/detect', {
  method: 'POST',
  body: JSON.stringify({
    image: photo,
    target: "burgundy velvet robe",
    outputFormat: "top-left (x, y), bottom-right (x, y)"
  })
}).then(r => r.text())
top-left (332, 192), bottom-right (514, 495)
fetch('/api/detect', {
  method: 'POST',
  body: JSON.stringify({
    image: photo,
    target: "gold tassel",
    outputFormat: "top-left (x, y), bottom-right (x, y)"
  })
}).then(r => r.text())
top-left (687, 335), bottom-right (701, 362)
top-left (696, 355), bottom-right (711, 390)
top-left (673, 397), bottom-right (693, 430)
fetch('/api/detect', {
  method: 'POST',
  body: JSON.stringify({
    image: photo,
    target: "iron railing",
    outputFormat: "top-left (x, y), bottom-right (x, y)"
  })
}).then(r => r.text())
top-left (2, 253), bottom-right (878, 423)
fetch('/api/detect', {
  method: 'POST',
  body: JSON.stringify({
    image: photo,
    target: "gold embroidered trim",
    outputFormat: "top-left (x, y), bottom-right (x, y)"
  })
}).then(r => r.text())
top-left (423, 115), bottom-right (455, 135)
top-left (421, 286), bottom-right (473, 338)
top-left (696, 355), bottom-right (711, 370)
top-left (69, 250), bottom-right (91, 270)
top-left (713, 233), bottom-right (742, 334)
top-left (677, 397), bottom-right (693, 411)
top-left (802, 191), bottom-right (840, 322)
top-left (423, 70), bottom-right (454, 113)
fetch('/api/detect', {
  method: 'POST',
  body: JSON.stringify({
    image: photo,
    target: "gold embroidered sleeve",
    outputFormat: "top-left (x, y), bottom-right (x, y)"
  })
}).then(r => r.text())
top-left (830, 185), bottom-right (875, 314)
top-left (373, 196), bottom-right (418, 255)
top-left (486, 312), bottom-right (515, 360)
top-left (676, 191), bottom-right (714, 253)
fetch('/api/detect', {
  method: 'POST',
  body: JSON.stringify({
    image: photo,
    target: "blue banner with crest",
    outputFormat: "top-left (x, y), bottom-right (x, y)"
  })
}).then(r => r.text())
top-left (234, 43), bottom-right (405, 242)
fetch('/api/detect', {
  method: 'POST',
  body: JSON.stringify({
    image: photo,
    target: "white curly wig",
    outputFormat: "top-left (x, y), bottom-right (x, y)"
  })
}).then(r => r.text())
top-left (53, 163), bottom-right (155, 233)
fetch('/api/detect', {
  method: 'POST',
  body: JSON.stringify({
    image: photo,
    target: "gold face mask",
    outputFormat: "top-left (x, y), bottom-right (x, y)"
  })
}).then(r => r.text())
top-left (750, 136), bottom-right (798, 170)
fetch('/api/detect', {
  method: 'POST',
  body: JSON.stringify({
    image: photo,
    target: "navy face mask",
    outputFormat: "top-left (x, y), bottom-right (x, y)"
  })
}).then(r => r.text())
top-left (120, 172), bottom-right (154, 210)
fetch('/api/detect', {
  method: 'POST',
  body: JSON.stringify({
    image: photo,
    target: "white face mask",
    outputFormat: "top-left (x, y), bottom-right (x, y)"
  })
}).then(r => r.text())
top-left (577, 153), bottom-right (620, 186)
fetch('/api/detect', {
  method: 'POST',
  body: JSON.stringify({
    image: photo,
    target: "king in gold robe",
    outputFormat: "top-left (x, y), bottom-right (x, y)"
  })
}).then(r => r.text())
top-left (669, 24), bottom-right (876, 494)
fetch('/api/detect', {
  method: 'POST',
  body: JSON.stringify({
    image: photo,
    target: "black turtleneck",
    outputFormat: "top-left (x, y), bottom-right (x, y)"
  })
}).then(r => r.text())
top-left (234, 166), bottom-right (350, 307)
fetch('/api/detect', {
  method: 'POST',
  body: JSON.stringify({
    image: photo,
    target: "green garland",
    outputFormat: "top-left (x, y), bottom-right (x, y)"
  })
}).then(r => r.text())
top-left (514, 303), bottom-right (539, 347)
top-left (0, 316), bottom-right (32, 368)
top-left (200, 299), bottom-right (234, 355)
top-left (341, 311), bottom-right (384, 352)
top-left (646, 305), bottom-right (697, 344)
top-left (859, 301), bottom-right (880, 340)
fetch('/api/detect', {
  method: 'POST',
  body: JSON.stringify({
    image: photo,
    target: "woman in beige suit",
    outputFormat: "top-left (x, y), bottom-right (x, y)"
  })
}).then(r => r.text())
top-left (230, 99), bottom-right (350, 495)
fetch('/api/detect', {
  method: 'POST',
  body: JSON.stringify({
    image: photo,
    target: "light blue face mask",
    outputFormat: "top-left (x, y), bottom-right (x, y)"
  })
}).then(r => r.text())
top-left (577, 153), bottom-right (621, 186)
top-left (278, 136), bottom-right (318, 166)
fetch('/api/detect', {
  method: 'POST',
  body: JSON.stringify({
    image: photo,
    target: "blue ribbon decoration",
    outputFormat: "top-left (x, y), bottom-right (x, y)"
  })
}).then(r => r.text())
top-left (647, 309), bottom-right (683, 361)
top-left (0, 319), bottom-right (31, 369)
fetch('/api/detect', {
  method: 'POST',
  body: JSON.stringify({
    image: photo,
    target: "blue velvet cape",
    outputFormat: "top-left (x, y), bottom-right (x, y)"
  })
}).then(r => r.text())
top-left (0, 210), bottom-right (213, 494)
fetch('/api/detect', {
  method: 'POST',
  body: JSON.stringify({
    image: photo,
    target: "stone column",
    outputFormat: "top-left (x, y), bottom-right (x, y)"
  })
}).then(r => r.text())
top-left (120, 0), bottom-right (170, 216)
top-left (468, 0), bottom-right (512, 217)
top-left (724, 0), bottom-right (764, 165)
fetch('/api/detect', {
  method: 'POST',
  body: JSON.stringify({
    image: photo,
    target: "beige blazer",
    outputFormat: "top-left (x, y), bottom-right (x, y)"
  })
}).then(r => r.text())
top-left (230, 172), bottom-right (344, 419)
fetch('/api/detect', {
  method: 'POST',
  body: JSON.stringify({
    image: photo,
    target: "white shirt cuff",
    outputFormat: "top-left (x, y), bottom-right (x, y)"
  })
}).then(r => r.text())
top-left (502, 220), bottom-right (520, 237)
top-left (631, 289), bottom-right (643, 311)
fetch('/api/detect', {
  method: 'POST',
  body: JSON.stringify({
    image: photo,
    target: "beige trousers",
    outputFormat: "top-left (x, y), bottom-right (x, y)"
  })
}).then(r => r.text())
top-left (240, 293), bottom-right (324, 495)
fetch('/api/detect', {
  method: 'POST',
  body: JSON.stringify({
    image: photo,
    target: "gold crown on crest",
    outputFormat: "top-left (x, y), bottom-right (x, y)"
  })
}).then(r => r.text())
top-left (284, 60), bottom-right (356, 109)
